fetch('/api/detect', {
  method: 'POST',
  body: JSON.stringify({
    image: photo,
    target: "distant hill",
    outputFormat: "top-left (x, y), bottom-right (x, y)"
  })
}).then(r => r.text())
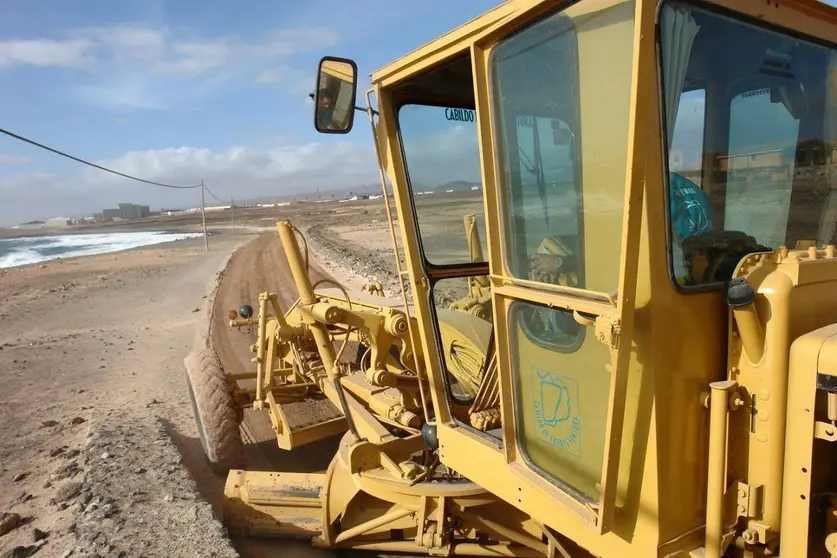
top-left (233, 183), bottom-right (383, 205)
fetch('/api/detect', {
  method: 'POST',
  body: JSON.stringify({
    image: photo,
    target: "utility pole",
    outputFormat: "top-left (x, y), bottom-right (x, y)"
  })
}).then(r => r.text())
top-left (231, 197), bottom-right (236, 235)
top-left (200, 179), bottom-right (208, 251)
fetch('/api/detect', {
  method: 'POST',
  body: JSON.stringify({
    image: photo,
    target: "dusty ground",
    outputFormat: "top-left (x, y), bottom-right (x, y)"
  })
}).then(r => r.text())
top-left (0, 234), bottom-right (245, 558)
top-left (0, 192), bottom-right (485, 558)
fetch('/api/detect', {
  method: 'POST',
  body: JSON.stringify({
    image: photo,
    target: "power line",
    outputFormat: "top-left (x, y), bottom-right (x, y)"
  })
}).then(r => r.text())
top-left (0, 126), bottom-right (201, 189)
top-left (202, 182), bottom-right (227, 204)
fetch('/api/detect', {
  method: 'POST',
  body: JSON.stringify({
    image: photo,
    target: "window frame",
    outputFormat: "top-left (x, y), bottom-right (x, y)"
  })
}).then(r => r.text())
top-left (505, 112), bottom-right (588, 290)
top-left (657, 0), bottom-right (837, 294)
top-left (394, 96), bottom-right (496, 413)
top-left (477, 0), bottom-right (644, 531)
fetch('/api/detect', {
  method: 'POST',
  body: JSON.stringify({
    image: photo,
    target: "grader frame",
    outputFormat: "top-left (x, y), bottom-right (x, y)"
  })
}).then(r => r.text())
top-left (219, 214), bottom-right (499, 447)
top-left (182, 0), bottom-right (837, 555)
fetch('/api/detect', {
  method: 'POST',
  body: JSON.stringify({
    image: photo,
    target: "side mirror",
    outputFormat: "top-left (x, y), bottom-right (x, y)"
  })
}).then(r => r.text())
top-left (314, 56), bottom-right (358, 134)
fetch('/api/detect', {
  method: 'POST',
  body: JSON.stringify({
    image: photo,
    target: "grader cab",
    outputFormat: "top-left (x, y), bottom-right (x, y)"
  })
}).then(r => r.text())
top-left (183, 0), bottom-right (837, 555)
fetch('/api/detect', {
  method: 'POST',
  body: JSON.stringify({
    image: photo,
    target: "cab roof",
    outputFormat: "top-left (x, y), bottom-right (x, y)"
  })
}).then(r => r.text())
top-left (369, 0), bottom-right (519, 87)
top-left (369, 0), bottom-right (837, 88)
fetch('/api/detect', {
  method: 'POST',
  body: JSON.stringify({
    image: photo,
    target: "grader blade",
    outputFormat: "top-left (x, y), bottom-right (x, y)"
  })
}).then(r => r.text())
top-left (223, 470), bottom-right (324, 539)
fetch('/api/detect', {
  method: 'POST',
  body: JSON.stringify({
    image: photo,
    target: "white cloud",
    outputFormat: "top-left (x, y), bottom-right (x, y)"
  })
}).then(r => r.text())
top-left (0, 25), bottom-right (339, 109)
top-left (152, 40), bottom-right (233, 76)
top-left (0, 172), bottom-right (87, 224)
top-left (0, 141), bottom-right (379, 226)
top-left (82, 26), bottom-right (167, 61)
top-left (75, 73), bottom-right (170, 110)
top-left (1, 26), bottom-right (337, 74)
top-left (255, 68), bottom-right (282, 84)
top-left (0, 154), bottom-right (31, 164)
top-left (255, 65), bottom-right (313, 94)
top-left (0, 121), bottom-right (490, 225)
top-left (81, 142), bottom-right (377, 189)
top-left (0, 38), bottom-right (93, 68)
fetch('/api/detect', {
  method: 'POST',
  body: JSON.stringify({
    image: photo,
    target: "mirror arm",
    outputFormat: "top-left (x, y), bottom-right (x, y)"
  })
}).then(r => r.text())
top-left (310, 93), bottom-right (375, 116)
top-left (356, 105), bottom-right (377, 115)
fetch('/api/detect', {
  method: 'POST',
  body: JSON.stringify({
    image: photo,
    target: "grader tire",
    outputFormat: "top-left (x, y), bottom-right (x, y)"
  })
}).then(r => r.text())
top-left (184, 349), bottom-right (244, 475)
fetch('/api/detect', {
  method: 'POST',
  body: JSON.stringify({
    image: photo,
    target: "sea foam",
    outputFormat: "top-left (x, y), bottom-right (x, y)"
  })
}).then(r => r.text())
top-left (0, 231), bottom-right (204, 268)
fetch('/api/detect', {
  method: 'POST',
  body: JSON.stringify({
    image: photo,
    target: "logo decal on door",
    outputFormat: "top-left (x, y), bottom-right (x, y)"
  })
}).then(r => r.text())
top-left (533, 370), bottom-right (581, 457)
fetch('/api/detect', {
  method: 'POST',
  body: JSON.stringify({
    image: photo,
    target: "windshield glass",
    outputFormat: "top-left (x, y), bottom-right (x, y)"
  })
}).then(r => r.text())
top-left (660, 0), bottom-right (837, 287)
top-left (490, 0), bottom-right (636, 296)
top-left (397, 104), bottom-right (487, 266)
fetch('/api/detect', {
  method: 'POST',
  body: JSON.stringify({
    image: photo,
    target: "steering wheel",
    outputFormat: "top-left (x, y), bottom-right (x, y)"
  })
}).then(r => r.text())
top-left (529, 235), bottom-right (579, 287)
top-left (526, 236), bottom-right (582, 337)
top-left (680, 230), bottom-right (771, 285)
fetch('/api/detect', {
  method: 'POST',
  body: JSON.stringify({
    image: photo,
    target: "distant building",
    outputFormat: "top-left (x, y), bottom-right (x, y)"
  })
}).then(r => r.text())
top-left (99, 203), bottom-right (150, 222)
top-left (44, 217), bottom-right (70, 228)
top-left (117, 203), bottom-right (133, 220)
top-left (13, 220), bottom-right (45, 230)
top-left (718, 149), bottom-right (786, 172)
top-left (66, 217), bottom-right (95, 225)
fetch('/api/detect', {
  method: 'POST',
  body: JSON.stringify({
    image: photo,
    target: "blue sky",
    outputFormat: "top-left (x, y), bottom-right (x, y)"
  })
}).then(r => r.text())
top-left (0, 0), bottom-right (501, 224)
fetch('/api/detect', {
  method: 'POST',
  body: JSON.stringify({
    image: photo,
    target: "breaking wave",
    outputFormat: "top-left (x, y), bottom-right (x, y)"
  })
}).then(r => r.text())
top-left (0, 231), bottom-right (204, 269)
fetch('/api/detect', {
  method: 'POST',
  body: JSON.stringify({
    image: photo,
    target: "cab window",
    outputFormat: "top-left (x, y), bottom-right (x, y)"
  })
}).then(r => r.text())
top-left (660, 0), bottom-right (837, 287)
top-left (397, 104), bottom-right (487, 266)
top-left (510, 114), bottom-right (582, 287)
top-left (492, 3), bottom-right (633, 297)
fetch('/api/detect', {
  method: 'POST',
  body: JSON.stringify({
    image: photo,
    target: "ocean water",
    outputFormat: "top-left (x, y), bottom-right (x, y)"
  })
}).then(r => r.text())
top-left (0, 231), bottom-right (204, 269)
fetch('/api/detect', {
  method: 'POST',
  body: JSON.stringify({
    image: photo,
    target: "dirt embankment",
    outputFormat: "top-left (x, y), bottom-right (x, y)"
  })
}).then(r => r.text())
top-left (301, 214), bottom-right (476, 307)
top-left (303, 221), bottom-right (402, 296)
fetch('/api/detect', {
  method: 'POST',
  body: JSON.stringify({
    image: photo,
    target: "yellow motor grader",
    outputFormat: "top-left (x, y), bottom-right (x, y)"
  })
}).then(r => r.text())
top-left (184, 0), bottom-right (837, 555)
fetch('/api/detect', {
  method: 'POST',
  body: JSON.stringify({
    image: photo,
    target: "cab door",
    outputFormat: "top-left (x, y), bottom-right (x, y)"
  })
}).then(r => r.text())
top-left (435, 0), bottom-right (649, 534)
